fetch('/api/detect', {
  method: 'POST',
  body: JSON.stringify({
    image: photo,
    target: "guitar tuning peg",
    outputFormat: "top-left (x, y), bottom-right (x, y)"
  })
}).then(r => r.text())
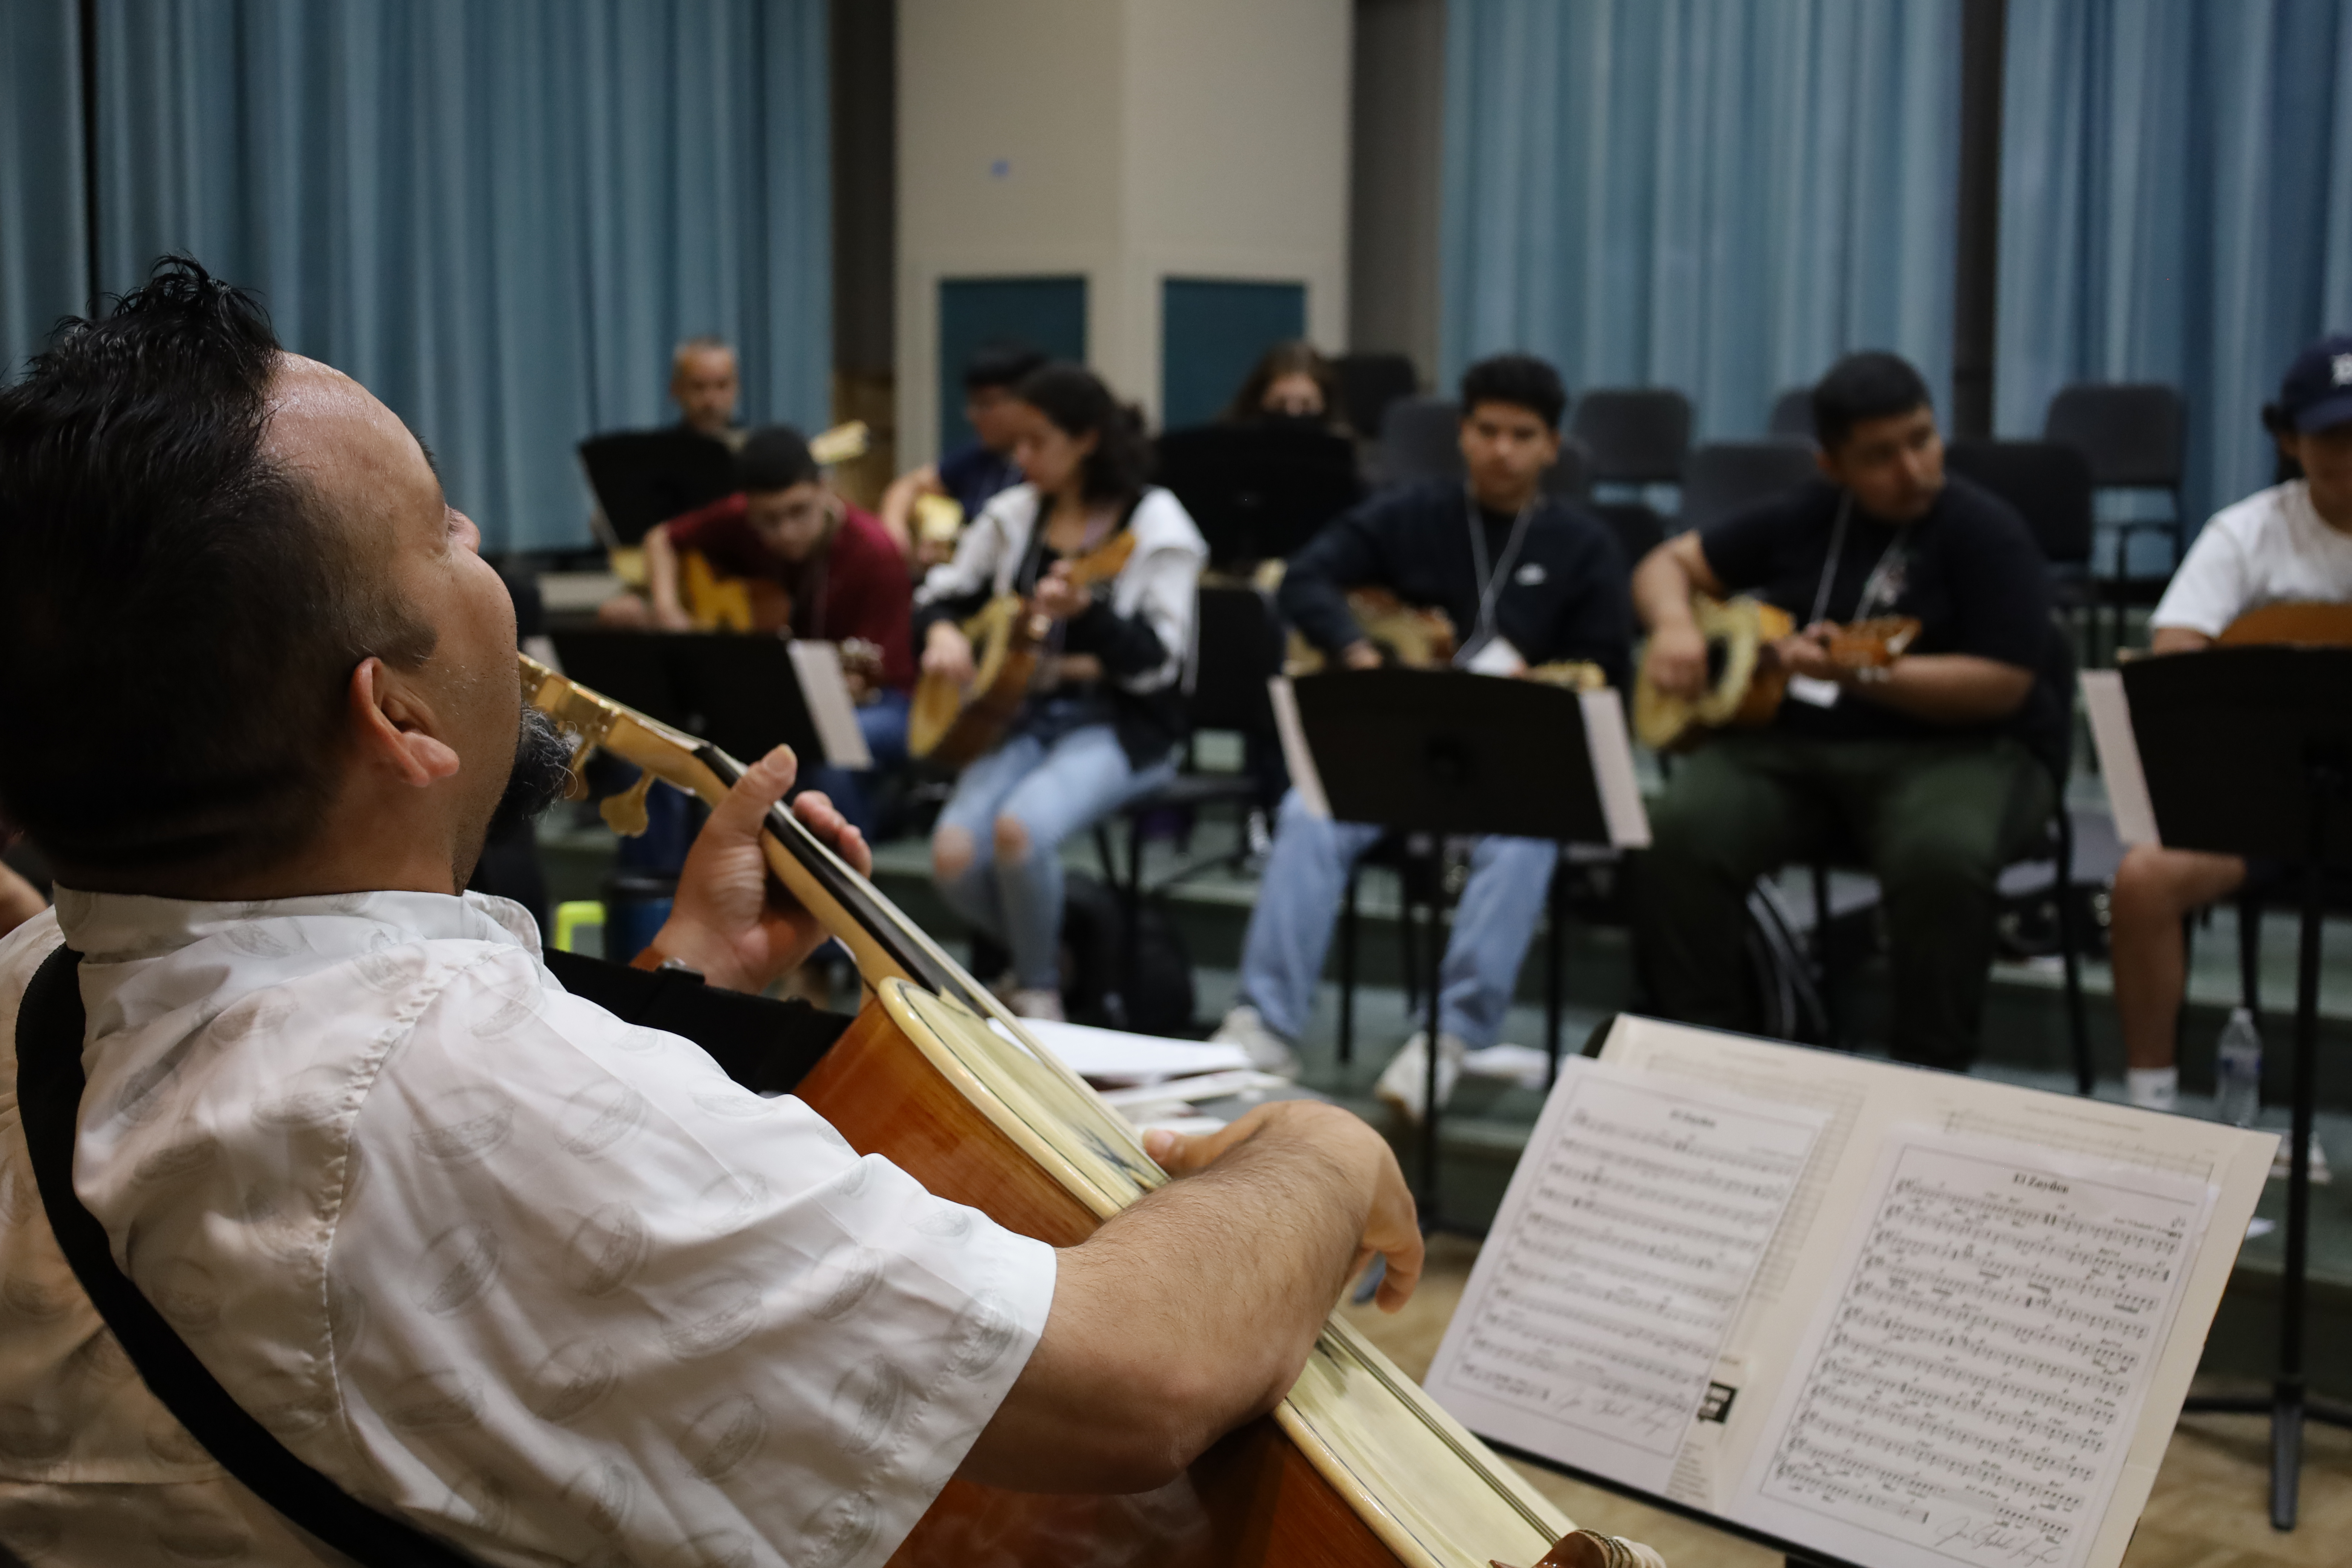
top-left (599, 770), bottom-right (655, 837)
top-left (563, 737), bottom-right (596, 800)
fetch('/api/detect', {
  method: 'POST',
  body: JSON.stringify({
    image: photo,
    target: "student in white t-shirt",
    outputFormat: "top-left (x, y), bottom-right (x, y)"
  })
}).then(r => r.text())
top-left (2111, 333), bottom-right (2352, 1112)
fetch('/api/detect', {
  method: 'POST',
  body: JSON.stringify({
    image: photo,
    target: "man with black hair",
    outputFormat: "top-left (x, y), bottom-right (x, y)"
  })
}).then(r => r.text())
top-left (614, 424), bottom-right (917, 838)
top-left (880, 342), bottom-right (1047, 562)
top-left (670, 334), bottom-right (745, 444)
top-left (0, 260), bottom-right (1423, 1566)
top-left (1212, 353), bottom-right (1635, 1119)
top-left (1629, 351), bottom-right (2061, 1071)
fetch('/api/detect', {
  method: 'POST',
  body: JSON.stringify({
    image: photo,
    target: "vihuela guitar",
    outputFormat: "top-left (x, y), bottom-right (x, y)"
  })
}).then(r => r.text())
top-left (1632, 595), bottom-right (1920, 750)
top-left (1283, 587), bottom-right (1608, 691)
top-left (2214, 600), bottom-right (2352, 647)
top-left (519, 652), bottom-right (1662, 1568)
top-left (907, 530), bottom-right (1140, 768)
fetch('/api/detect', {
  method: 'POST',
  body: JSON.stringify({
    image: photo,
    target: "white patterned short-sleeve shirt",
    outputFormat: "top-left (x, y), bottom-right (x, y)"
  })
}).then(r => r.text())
top-left (0, 889), bottom-right (1057, 1567)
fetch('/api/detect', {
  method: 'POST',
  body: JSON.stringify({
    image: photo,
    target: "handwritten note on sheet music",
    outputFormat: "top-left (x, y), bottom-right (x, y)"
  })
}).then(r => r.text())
top-left (1736, 1131), bottom-right (2209, 1568)
top-left (1426, 1059), bottom-right (1824, 1493)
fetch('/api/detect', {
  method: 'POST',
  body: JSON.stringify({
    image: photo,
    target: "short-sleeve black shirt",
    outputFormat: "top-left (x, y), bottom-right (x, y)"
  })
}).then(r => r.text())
top-left (1696, 475), bottom-right (2063, 761)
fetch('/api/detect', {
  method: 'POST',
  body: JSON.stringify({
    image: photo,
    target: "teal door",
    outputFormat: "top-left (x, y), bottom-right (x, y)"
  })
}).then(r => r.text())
top-left (937, 277), bottom-right (1087, 455)
top-left (1161, 278), bottom-right (1307, 430)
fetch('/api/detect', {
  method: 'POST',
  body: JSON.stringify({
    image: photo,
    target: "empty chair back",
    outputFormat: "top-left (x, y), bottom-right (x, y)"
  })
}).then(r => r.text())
top-left (1333, 352), bottom-right (1417, 442)
top-left (1680, 442), bottom-right (1819, 530)
top-left (1943, 439), bottom-right (2094, 567)
top-left (1544, 435), bottom-right (1590, 501)
top-left (1767, 386), bottom-right (1815, 441)
top-left (2041, 383), bottom-right (2186, 488)
top-left (1188, 585), bottom-right (1285, 733)
top-left (1568, 388), bottom-right (1694, 485)
top-left (1589, 501), bottom-right (1668, 568)
top-left (1376, 395), bottom-right (1463, 486)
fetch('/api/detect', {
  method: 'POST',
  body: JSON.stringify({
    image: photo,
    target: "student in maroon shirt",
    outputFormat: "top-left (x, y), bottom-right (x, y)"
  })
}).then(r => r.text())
top-left (611, 426), bottom-right (915, 836)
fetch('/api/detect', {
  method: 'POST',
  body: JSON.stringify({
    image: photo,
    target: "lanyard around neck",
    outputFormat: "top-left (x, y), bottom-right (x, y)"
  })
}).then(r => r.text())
top-left (1464, 489), bottom-right (1535, 649)
top-left (1808, 492), bottom-right (1906, 626)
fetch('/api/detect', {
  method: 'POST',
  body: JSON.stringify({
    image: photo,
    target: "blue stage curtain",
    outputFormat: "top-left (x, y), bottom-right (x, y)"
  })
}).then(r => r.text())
top-left (2000, 0), bottom-right (2352, 559)
top-left (1, 0), bottom-right (88, 380)
top-left (87, 0), bottom-right (830, 553)
top-left (1440, 0), bottom-right (1961, 439)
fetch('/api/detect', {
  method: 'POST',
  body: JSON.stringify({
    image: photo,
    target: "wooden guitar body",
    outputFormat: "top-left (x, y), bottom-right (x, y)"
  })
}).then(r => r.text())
top-left (909, 531), bottom-right (1139, 769)
top-left (2217, 600), bottom-right (2352, 647)
top-left (680, 548), bottom-right (792, 633)
top-left (1632, 596), bottom-right (1920, 750)
top-left (519, 654), bottom-right (1624, 1568)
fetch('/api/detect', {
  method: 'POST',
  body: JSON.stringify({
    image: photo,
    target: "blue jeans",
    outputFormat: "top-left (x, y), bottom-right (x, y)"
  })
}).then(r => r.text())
top-left (1237, 787), bottom-right (1556, 1048)
top-left (933, 720), bottom-right (1177, 989)
top-left (802, 688), bottom-right (911, 843)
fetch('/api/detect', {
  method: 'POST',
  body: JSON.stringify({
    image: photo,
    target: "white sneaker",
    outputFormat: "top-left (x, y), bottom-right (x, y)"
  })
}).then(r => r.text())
top-left (1210, 1004), bottom-right (1301, 1079)
top-left (1376, 1031), bottom-right (1468, 1124)
top-left (1009, 988), bottom-right (1065, 1023)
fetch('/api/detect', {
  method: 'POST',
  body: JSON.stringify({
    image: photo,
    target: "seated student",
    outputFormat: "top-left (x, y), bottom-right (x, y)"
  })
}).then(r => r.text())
top-left (1628, 352), bottom-right (2064, 1072)
top-left (605, 426), bottom-right (916, 839)
top-left (1210, 354), bottom-right (1633, 1118)
top-left (1223, 340), bottom-right (1351, 433)
top-left (2108, 333), bottom-right (2352, 1112)
top-left (881, 342), bottom-right (1047, 565)
top-left (916, 364), bottom-right (1207, 1021)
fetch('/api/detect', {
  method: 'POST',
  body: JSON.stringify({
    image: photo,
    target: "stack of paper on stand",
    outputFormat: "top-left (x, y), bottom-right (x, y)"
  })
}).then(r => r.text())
top-left (1423, 1015), bottom-right (2276, 1568)
top-left (1011, 1018), bottom-right (1282, 1136)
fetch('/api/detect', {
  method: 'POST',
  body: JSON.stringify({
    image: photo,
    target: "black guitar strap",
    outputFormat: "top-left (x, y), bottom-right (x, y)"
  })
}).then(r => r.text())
top-left (14, 945), bottom-right (482, 1568)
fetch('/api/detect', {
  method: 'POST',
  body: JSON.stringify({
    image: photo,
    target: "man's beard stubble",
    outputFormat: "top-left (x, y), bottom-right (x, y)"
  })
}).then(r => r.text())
top-left (490, 704), bottom-right (574, 842)
top-left (455, 705), bottom-right (574, 890)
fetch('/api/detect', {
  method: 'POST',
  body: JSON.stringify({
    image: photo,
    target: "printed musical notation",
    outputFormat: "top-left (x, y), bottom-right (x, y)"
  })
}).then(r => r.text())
top-left (1741, 1134), bottom-right (2208, 1568)
top-left (1427, 1060), bottom-right (1824, 1493)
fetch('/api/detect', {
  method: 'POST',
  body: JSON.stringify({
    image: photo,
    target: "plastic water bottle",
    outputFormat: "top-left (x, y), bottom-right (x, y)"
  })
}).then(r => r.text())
top-left (2215, 1007), bottom-right (2264, 1129)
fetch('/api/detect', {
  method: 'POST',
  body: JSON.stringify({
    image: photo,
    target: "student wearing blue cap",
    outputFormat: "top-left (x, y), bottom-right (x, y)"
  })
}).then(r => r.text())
top-left (2108, 332), bottom-right (2352, 1116)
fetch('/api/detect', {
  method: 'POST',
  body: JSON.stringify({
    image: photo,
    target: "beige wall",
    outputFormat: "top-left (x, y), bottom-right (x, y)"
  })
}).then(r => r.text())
top-left (897, 0), bottom-right (1352, 466)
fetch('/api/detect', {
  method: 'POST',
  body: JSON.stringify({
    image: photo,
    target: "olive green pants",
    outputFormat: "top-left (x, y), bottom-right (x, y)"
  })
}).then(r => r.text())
top-left (1629, 732), bottom-right (2054, 1070)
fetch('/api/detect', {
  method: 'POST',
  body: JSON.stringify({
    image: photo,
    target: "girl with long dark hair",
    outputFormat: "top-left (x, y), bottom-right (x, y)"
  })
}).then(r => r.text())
top-left (913, 364), bottom-right (1207, 1020)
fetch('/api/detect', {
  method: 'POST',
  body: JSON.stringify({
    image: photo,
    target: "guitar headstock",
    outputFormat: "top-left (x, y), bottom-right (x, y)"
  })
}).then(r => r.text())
top-left (518, 652), bottom-right (718, 836)
top-left (809, 420), bottom-right (871, 466)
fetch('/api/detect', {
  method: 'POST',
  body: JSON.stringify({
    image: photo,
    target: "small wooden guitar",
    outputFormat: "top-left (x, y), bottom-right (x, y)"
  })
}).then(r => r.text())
top-left (2216, 600), bottom-right (2352, 647)
top-left (1633, 595), bottom-right (1920, 750)
top-left (1284, 587), bottom-right (1608, 689)
top-left (908, 531), bottom-right (1140, 768)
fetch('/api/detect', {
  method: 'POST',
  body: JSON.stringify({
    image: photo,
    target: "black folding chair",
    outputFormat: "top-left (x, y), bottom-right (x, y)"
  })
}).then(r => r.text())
top-left (1767, 386), bottom-right (1815, 441)
top-left (1333, 352), bottom-right (1417, 443)
top-left (1568, 388), bottom-right (1693, 487)
top-left (1944, 439), bottom-right (2098, 651)
top-left (2043, 383), bottom-right (2188, 658)
top-left (1679, 441), bottom-right (1819, 531)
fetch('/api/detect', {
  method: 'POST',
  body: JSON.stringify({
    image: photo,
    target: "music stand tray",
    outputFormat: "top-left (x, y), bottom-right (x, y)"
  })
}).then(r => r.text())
top-left (2116, 645), bottom-right (2352, 1530)
top-left (1281, 668), bottom-right (1648, 1217)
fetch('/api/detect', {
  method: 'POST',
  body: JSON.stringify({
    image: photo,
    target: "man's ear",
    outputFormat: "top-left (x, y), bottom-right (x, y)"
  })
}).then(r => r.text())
top-left (348, 659), bottom-right (462, 788)
top-left (1814, 445), bottom-right (1844, 485)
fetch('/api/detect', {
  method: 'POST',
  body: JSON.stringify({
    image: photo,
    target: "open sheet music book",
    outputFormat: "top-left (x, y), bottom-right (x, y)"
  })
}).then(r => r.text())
top-left (1425, 1016), bottom-right (2277, 1568)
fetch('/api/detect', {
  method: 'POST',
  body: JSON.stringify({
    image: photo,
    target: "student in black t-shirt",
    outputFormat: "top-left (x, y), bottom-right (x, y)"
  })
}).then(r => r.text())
top-left (1628, 352), bottom-right (2058, 1071)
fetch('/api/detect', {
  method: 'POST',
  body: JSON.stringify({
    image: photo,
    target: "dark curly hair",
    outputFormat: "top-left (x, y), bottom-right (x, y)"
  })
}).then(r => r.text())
top-left (0, 256), bottom-right (434, 882)
top-left (1459, 353), bottom-right (1568, 430)
top-left (1016, 362), bottom-right (1153, 505)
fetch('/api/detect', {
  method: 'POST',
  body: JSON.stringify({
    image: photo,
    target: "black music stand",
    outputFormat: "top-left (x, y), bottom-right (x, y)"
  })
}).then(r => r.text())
top-left (551, 630), bottom-right (828, 763)
top-left (1291, 668), bottom-right (1628, 1219)
top-left (578, 428), bottom-right (738, 545)
top-left (2123, 646), bottom-right (2352, 1531)
top-left (1153, 421), bottom-right (1363, 569)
